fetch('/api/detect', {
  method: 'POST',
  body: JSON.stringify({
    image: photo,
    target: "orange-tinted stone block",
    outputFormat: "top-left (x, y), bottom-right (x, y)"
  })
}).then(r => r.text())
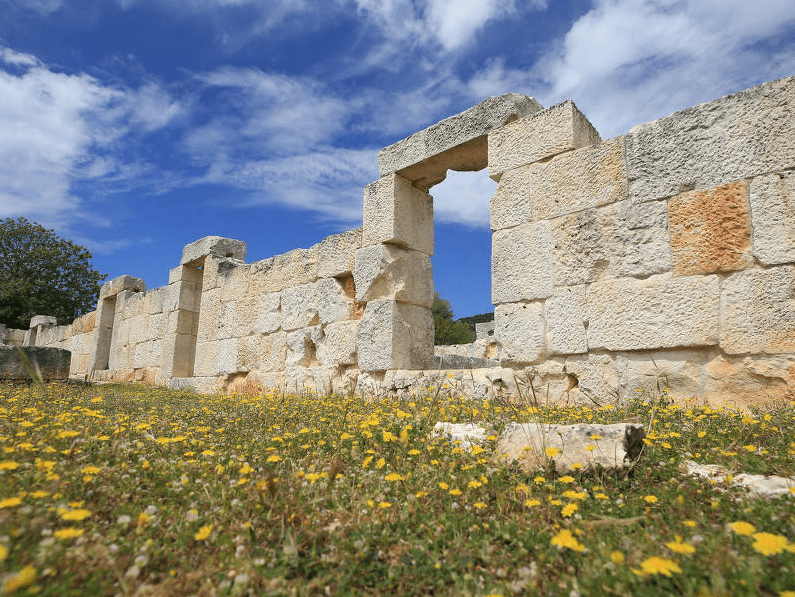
top-left (668, 181), bottom-right (753, 276)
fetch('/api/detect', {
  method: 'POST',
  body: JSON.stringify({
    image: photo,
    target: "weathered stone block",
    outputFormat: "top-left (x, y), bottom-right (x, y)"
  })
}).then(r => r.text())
top-left (492, 221), bottom-right (553, 303)
top-left (552, 199), bottom-right (670, 286)
top-left (196, 288), bottom-right (220, 342)
top-left (317, 228), bottom-right (362, 278)
top-left (497, 422), bottom-right (645, 474)
top-left (669, 181), bottom-right (753, 275)
top-left (362, 174), bottom-right (434, 255)
top-left (0, 346), bottom-right (71, 380)
top-left (256, 292), bottom-right (281, 334)
top-left (749, 172), bottom-right (795, 265)
top-left (720, 266), bottom-right (795, 355)
top-left (316, 320), bottom-right (358, 367)
top-left (702, 354), bottom-right (795, 409)
top-left (216, 337), bottom-right (238, 375)
top-left (488, 100), bottom-right (601, 180)
top-left (587, 274), bottom-right (720, 351)
top-left (218, 260), bottom-right (251, 303)
top-left (353, 245), bottom-right (433, 307)
top-left (236, 331), bottom-right (286, 373)
top-left (250, 245), bottom-right (319, 294)
top-left (316, 278), bottom-right (353, 323)
top-left (357, 300), bottom-right (434, 371)
top-left (100, 275), bottom-right (146, 300)
top-left (181, 236), bottom-right (246, 265)
top-left (626, 76), bottom-right (795, 203)
top-left (545, 286), bottom-right (588, 355)
top-left (490, 137), bottom-right (626, 231)
top-left (286, 326), bottom-right (323, 367)
top-left (281, 284), bottom-right (320, 331)
top-left (378, 93), bottom-right (542, 189)
top-left (494, 301), bottom-right (545, 364)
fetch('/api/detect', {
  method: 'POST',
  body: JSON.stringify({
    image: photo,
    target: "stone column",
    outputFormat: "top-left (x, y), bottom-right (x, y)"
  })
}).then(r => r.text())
top-left (88, 276), bottom-right (145, 374)
top-left (162, 236), bottom-right (246, 382)
top-left (355, 173), bottom-right (435, 371)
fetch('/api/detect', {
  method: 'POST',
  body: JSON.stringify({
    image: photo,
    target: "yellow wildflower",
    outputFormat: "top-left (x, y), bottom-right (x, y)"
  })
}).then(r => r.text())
top-left (266, 454), bottom-right (282, 462)
top-left (54, 528), bottom-right (84, 540)
top-left (61, 509), bottom-right (91, 521)
top-left (194, 524), bottom-right (213, 541)
top-left (643, 495), bottom-right (658, 504)
top-left (561, 503), bottom-right (578, 517)
top-left (729, 521), bottom-right (756, 536)
top-left (0, 497), bottom-right (22, 509)
top-left (0, 461), bottom-right (19, 471)
top-left (610, 551), bottom-right (624, 564)
top-left (3, 565), bottom-right (36, 593)
top-left (665, 537), bottom-right (696, 554)
top-left (550, 529), bottom-right (585, 552)
top-left (752, 532), bottom-right (790, 556)
top-left (633, 556), bottom-right (681, 577)
top-left (384, 473), bottom-right (404, 482)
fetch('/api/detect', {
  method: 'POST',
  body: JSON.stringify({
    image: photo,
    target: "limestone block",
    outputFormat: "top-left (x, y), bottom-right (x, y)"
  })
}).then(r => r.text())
top-left (545, 286), bottom-right (588, 355)
top-left (432, 422), bottom-right (487, 449)
top-left (217, 337), bottom-right (239, 375)
top-left (166, 310), bottom-right (197, 336)
top-left (146, 313), bottom-right (166, 341)
top-left (669, 181), bottom-right (753, 275)
top-left (626, 76), bottom-right (795, 203)
top-left (132, 341), bottom-right (150, 369)
top-left (491, 136), bottom-right (627, 230)
top-left (749, 172), bottom-right (795, 265)
top-left (250, 245), bottom-right (319, 294)
top-left (316, 278), bottom-right (353, 323)
top-left (99, 275), bottom-right (146, 300)
top-left (129, 314), bottom-right (149, 345)
top-left (552, 199), bottom-right (670, 286)
top-left (496, 422), bottom-right (645, 474)
top-left (121, 292), bottom-right (145, 319)
top-left (357, 300), bottom-right (434, 371)
top-left (612, 349), bottom-right (706, 403)
top-left (256, 292), bottom-right (281, 334)
top-left (720, 266), bottom-right (795, 354)
top-left (201, 257), bottom-right (221, 292)
top-left (682, 460), bottom-right (795, 499)
top-left (494, 302), bottom-right (545, 364)
top-left (702, 354), bottom-right (795, 408)
top-left (378, 93), bottom-right (542, 189)
top-left (317, 228), bottom-right (362, 278)
top-left (353, 245), bottom-right (434, 307)
top-left (587, 274), bottom-right (720, 351)
top-left (492, 221), bottom-right (553, 303)
top-left (144, 288), bottom-right (164, 315)
top-left (286, 326), bottom-right (323, 367)
top-left (488, 100), bottom-right (601, 180)
top-left (362, 174), bottom-right (434, 255)
top-left (181, 236), bottom-right (246, 265)
top-left (475, 322), bottom-right (495, 341)
top-left (168, 333), bottom-right (196, 378)
top-left (489, 166), bottom-right (534, 231)
top-left (281, 284), bottom-right (320, 331)
top-left (250, 332), bottom-right (287, 372)
top-left (218, 260), bottom-right (250, 303)
top-left (316, 320), bottom-right (358, 367)
top-left (196, 288), bottom-right (220, 342)
top-left (30, 315), bottom-right (57, 328)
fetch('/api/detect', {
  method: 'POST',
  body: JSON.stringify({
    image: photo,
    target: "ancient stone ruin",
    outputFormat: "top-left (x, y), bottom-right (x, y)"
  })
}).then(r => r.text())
top-left (4, 77), bottom-right (794, 407)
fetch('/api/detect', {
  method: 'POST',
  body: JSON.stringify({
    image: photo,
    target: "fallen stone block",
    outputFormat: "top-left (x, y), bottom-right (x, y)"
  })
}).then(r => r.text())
top-left (681, 460), bottom-right (795, 499)
top-left (432, 422), bottom-right (488, 449)
top-left (0, 346), bottom-right (71, 381)
top-left (496, 422), bottom-right (645, 474)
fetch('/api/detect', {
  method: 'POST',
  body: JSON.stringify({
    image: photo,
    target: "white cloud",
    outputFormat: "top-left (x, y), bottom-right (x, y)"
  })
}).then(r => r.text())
top-left (11, 0), bottom-right (63, 15)
top-left (467, 0), bottom-right (795, 138)
top-left (430, 170), bottom-right (496, 228)
top-left (0, 48), bottom-right (183, 226)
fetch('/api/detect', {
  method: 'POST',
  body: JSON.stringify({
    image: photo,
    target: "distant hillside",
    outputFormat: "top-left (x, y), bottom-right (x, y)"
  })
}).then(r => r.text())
top-left (457, 312), bottom-right (494, 338)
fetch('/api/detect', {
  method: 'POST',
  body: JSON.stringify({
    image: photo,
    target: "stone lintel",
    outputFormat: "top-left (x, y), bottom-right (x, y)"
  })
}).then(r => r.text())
top-left (29, 315), bottom-right (57, 328)
top-left (99, 275), bottom-right (146, 300)
top-left (378, 93), bottom-right (543, 190)
top-left (181, 236), bottom-right (247, 266)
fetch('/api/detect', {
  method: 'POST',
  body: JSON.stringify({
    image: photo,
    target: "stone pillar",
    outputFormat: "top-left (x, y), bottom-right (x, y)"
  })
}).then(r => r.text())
top-left (24, 315), bottom-right (57, 347)
top-left (355, 173), bottom-right (435, 371)
top-left (88, 276), bottom-right (145, 374)
top-left (162, 236), bottom-right (246, 381)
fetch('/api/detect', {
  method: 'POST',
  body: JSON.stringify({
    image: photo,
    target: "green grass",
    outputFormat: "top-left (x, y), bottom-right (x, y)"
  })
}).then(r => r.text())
top-left (0, 381), bottom-right (794, 596)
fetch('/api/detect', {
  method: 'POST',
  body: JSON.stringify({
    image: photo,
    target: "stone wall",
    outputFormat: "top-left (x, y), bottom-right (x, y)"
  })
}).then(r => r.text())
top-left (19, 77), bottom-right (795, 407)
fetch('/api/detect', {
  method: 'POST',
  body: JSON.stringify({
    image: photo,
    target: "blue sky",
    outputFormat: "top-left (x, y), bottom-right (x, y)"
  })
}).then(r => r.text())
top-left (1, 0), bottom-right (793, 319)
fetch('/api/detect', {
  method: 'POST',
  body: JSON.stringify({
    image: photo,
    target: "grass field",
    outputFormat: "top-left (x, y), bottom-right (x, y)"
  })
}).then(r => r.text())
top-left (0, 381), bottom-right (793, 596)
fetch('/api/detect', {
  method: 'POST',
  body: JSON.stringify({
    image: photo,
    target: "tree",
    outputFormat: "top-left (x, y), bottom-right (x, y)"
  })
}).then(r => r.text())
top-left (432, 293), bottom-right (475, 345)
top-left (0, 218), bottom-right (107, 329)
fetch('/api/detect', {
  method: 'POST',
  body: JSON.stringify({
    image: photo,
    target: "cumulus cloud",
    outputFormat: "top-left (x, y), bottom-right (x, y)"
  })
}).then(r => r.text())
top-left (10, 0), bottom-right (63, 15)
top-left (430, 170), bottom-right (496, 228)
top-left (0, 48), bottom-right (182, 226)
top-left (467, 0), bottom-right (795, 137)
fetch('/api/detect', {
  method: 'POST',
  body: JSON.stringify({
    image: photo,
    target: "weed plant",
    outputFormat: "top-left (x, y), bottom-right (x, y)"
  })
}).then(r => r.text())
top-left (0, 381), bottom-right (793, 596)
